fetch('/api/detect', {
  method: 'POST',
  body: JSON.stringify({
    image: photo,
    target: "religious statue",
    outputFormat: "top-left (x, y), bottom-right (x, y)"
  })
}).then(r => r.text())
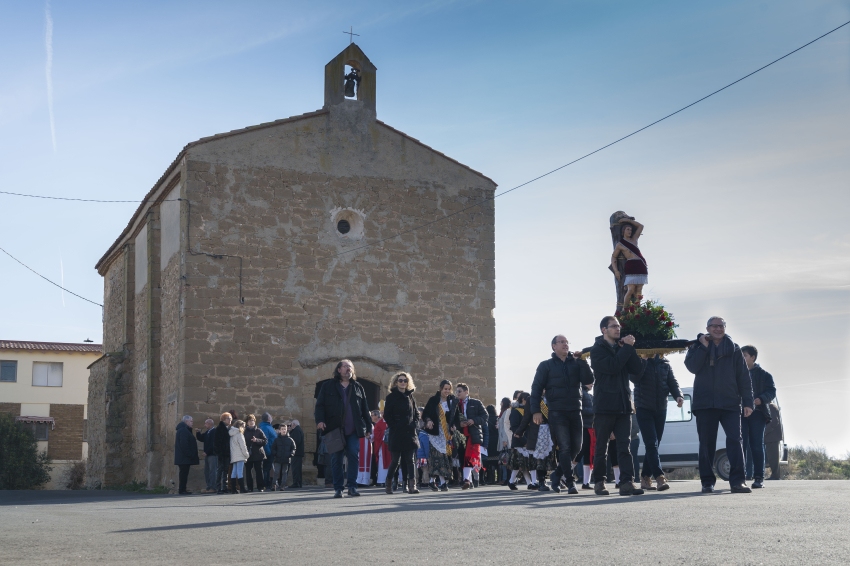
top-left (344, 68), bottom-right (361, 98)
top-left (609, 211), bottom-right (647, 311)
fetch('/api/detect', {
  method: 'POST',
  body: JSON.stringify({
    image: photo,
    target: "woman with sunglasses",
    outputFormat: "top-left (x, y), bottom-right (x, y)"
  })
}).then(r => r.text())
top-left (383, 372), bottom-right (421, 494)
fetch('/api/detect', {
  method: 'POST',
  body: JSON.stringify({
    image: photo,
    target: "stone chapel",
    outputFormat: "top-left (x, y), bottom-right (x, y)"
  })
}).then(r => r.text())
top-left (86, 44), bottom-right (496, 489)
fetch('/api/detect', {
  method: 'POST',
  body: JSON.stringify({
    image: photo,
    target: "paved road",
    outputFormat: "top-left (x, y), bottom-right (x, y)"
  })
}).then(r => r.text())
top-left (1, 480), bottom-right (848, 565)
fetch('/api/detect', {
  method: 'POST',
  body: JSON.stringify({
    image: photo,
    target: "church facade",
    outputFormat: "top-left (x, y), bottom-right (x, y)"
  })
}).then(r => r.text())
top-left (86, 45), bottom-right (496, 489)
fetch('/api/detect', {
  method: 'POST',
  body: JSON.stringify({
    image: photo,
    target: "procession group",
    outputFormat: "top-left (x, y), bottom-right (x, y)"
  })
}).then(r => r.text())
top-left (312, 314), bottom-right (777, 498)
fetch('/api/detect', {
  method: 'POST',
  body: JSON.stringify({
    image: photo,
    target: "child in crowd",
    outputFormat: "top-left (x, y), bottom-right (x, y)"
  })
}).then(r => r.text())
top-left (270, 423), bottom-right (297, 491)
top-left (416, 411), bottom-right (430, 487)
top-left (508, 392), bottom-right (535, 490)
top-left (229, 419), bottom-right (250, 493)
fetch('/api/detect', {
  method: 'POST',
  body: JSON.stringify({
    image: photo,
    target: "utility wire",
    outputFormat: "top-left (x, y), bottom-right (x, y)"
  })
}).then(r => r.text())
top-left (0, 190), bottom-right (178, 203)
top-left (1, 19), bottom-right (847, 304)
top-left (0, 245), bottom-right (103, 307)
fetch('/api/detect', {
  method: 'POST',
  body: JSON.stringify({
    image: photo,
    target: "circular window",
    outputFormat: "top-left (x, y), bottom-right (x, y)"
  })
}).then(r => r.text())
top-left (330, 207), bottom-right (366, 241)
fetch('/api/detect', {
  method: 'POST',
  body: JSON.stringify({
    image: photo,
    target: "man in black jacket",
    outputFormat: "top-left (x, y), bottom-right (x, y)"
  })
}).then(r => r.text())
top-left (174, 415), bottom-right (200, 495)
top-left (288, 419), bottom-right (305, 488)
top-left (741, 344), bottom-right (776, 489)
top-left (530, 335), bottom-right (594, 494)
top-left (314, 359), bottom-right (373, 498)
top-left (453, 383), bottom-right (488, 490)
top-left (685, 316), bottom-right (754, 494)
top-left (631, 355), bottom-right (684, 492)
top-left (195, 418), bottom-right (217, 493)
top-left (589, 316), bottom-right (644, 496)
top-left (213, 412), bottom-right (232, 494)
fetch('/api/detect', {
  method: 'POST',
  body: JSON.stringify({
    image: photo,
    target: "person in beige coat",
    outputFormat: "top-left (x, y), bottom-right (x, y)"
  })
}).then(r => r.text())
top-left (229, 420), bottom-right (250, 494)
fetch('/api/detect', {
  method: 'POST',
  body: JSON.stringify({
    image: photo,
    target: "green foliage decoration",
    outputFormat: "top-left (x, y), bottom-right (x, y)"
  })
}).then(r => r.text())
top-left (0, 413), bottom-right (53, 490)
top-left (616, 298), bottom-right (678, 341)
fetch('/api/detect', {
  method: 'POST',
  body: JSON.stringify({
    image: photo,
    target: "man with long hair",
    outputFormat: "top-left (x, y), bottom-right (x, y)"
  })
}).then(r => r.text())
top-left (314, 359), bottom-right (373, 498)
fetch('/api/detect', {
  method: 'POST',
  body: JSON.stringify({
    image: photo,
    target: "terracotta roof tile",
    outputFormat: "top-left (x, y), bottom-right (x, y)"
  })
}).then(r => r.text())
top-left (0, 340), bottom-right (103, 353)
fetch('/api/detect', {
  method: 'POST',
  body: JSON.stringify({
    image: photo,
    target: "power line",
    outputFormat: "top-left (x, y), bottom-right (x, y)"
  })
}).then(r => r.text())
top-left (0, 190), bottom-right (149, 203)
top-left (1, 19), bottom-right (847, 305)
top-left (0, 245), bottom-right (103, 307)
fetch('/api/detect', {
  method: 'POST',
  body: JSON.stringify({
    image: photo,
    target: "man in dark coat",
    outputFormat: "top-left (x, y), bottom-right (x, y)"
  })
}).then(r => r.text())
top-left (530, 334), bottom-right (594, 494)
top-left (174, 415), bottom-right (200, 495)
top-left (589, 315), bottom-right (644, 496)
top-left (288, 419), bottom-right (305, 488)
top-left (685, 316), bottom-right (754, 493)
top-left (453, 382), bottom-right (488, 490)
top-left (764, 403), bottom-right (783, 480)
top-left (195, 418), bottom-right (217, 493)
top-left (741, 345), bottom-right (776, 489)
top-left (213, 412), bottom-right (233, 494)
top-left (314, 359), bottom-right (373, 498)
top-left (631, 355), bottom-right (684, 492)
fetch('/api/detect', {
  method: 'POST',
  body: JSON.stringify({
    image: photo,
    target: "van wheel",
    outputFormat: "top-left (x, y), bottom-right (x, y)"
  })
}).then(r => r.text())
top-left (714, 451), bottom-right (730, 481)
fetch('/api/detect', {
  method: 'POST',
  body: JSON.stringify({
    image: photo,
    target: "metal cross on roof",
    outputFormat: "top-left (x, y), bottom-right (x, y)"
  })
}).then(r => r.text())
top-left (343, 26), bottom-right (360, 44)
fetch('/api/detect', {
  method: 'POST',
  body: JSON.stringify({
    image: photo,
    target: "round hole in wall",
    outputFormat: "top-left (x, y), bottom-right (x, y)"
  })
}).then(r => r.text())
top-left (330, 207), bottom-right (366, 241)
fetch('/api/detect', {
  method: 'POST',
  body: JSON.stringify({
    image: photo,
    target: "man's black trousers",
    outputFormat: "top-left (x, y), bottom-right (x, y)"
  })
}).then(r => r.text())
top-left (177, 464), bottom-right (191, 493)
top-left (245, 460), bottom-right (265, 491)
top-left (694, 408), bottom-right (746, 487)
top-left (548, 410), bottom-right (584, 486)
top-left (592, 413), bottom-right (634, 484)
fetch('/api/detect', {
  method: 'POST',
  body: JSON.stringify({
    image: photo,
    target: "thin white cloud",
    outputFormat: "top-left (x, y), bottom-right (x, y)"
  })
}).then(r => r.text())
top-left (45, 1), bottom-right (56, 152)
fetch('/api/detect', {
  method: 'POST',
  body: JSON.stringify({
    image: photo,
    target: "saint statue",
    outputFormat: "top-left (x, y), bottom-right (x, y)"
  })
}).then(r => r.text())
top-left (609, 212), bottom-right (647, 310)
top-left (344, 68), bottom-right (361, 98)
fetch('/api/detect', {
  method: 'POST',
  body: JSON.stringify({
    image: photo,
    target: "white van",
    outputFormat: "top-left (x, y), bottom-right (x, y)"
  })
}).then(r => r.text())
top-left (636, 387), bottom-right (788, 480)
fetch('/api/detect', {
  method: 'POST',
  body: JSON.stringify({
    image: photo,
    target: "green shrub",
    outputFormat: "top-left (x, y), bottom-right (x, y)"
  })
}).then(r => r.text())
top-left (785, 444), bottom-right (850, 480)
top-left (0, 413), bottom-right (53, 490)
top-left (63, 460), bottom-right (87, 490)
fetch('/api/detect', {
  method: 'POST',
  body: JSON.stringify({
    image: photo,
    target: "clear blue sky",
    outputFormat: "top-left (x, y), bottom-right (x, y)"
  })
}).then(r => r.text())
top-left (1, 1), bottom-right (848, 454)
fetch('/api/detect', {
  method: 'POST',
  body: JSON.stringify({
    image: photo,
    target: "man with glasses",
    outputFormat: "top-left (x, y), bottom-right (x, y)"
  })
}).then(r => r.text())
top-left (530, 335), bottom-right (594, 494)
top-left (685, 317), bottom-right (754, 494)
top-left (589, 316), bottom-right (644, 495)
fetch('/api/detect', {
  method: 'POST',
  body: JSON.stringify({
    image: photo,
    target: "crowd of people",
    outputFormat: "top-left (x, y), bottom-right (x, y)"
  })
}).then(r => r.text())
top-left (175, 314), bottom-right (780, 497)
top-left (174, 411), bottom-right (305, 494)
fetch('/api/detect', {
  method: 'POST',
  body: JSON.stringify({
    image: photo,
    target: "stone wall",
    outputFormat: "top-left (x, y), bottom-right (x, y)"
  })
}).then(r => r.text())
top-left (158, 248), bottom-right (184, 488)
top-left (102, 247), bottom-right (131, 352)
top-left (177, 137), bottom-right (495, 462)
top-left (86, 358), bottom-right (107, 488)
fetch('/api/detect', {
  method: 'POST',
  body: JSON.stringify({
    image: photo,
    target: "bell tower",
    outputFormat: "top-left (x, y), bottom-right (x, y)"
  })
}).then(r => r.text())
top-left (323, 43), bottom-right (377, 112)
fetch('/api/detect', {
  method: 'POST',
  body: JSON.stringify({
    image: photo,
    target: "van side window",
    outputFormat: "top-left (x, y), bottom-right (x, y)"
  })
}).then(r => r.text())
top-left (666, 394), bottom-right (692, 422)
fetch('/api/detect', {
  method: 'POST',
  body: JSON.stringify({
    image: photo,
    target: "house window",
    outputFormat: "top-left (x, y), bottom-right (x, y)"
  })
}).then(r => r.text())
top-left (21, 422), bottom-right (50, 441)
top-left (32, 362), bottom-right (63, 387)
top-left (666, 394), bottom-right (693, 422)
top-left (0, 360), bottom-right (16, 382)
